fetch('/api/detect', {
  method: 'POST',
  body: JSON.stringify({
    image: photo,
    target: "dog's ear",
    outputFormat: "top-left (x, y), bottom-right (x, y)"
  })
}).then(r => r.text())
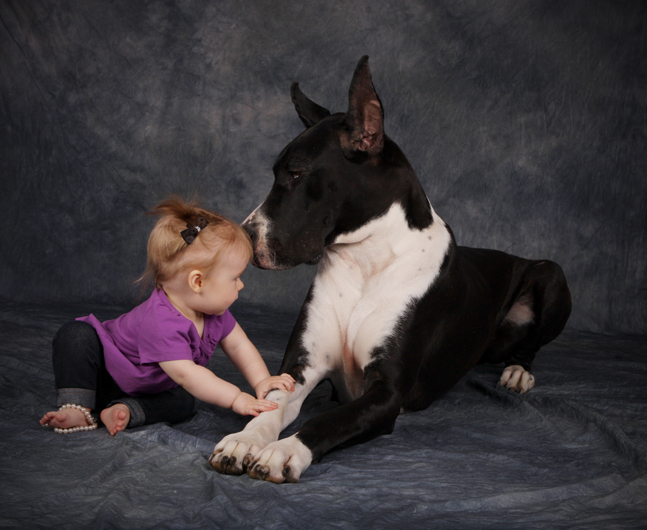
top-left (291, 82), bottom-right (332, 128)
top-left (342, 55), bottom-right (384, 156)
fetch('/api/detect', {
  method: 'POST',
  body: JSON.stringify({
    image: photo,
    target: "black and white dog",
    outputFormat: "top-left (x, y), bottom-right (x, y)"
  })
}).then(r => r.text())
top-left (210, 56), bottom-right (571, 483)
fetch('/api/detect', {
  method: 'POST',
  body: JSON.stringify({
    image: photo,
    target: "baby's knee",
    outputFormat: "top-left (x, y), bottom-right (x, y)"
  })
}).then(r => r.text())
top-left (52, 321), bottom-right (101, 362)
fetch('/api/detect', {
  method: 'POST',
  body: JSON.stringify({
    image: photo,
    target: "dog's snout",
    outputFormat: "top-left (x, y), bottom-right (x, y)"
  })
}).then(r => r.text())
top-left (242, 221), bottom-right (258, 245)
top-left (242, 210), bottom-right (263, 244)
top-left (241, 209), bottom-right (274, 268)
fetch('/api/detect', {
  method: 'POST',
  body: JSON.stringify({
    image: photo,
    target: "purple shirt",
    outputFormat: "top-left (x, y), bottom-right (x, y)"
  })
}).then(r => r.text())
top-left (78, 288), bottom-right (236, 396)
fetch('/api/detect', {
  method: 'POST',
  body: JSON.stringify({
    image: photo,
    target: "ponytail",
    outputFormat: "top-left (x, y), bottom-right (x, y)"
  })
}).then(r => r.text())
top-left (137, 195), bottom-right (252, 291)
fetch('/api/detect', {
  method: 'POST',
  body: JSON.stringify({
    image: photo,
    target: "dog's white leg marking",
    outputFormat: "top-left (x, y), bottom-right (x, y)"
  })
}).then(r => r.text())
top-left (240, 365), bottom-right (326, 482)
top-left (210, 371), bottom-right (322, 475)
top-left (209, 390), bottom-right (289, 475)
top-left (498, 364), bottom-right (535, 393)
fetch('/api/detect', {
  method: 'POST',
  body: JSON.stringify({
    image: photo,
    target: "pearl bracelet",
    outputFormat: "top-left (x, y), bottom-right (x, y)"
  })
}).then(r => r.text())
top-left (53, 404), bottom-right (98, 434)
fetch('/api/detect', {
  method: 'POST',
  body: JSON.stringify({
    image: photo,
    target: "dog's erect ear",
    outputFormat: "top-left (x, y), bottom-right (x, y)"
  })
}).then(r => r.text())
top-left (291, 82), bottom-right (332, 129)
top-left (343, 55), bottom-right (384, 156)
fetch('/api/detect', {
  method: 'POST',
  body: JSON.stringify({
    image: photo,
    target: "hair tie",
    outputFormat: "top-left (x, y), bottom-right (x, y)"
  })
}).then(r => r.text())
top-left (181, 216), bottom-right (209, 244)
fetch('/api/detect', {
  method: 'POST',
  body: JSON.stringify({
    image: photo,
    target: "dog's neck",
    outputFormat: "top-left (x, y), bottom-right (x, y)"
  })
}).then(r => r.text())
top-left (324, 202), bottom-right (450, 281)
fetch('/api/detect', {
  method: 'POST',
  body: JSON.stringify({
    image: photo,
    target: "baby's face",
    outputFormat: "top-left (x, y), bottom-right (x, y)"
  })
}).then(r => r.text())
top-left (199, 249), bottom-right (248, 315)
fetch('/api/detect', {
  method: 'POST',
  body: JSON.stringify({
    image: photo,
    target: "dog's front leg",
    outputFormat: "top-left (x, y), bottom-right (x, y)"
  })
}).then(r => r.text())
top-left (246, 368), bottom-right (401, 483)
top-left (209, 389), bottom-right (289, 475)
top-left (209, 383), bottom-right (312, 475)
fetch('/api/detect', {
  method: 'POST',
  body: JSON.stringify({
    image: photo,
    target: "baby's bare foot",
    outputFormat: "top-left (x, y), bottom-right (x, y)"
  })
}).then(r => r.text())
top-left (40, 408), bottom-right (88, 430)
top-left (100, 403), bottom-right (130, 436)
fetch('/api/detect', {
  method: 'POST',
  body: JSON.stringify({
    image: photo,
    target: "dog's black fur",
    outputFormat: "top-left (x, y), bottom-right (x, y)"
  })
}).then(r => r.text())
top-left (210, 56), bottom-right (571, 482)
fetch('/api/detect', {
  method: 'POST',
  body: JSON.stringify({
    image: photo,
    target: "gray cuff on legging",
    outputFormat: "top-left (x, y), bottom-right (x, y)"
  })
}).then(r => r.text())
top-left (57, 388), bottom-right (96, 410)
top-left (108, 397), bottom-right (146, 428)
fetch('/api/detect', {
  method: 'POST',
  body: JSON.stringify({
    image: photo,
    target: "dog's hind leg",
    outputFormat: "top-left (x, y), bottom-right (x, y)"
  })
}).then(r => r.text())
top-left (483, 260), bottom-right (571, 393)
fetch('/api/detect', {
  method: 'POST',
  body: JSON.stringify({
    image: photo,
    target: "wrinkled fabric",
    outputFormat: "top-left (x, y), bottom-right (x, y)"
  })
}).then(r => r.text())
top-left (2, 300), bottom-right (646, 529)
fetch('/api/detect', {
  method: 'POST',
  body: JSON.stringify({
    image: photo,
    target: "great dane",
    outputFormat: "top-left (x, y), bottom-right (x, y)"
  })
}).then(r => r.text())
top-left (209, 56), bottom-right (571, 483)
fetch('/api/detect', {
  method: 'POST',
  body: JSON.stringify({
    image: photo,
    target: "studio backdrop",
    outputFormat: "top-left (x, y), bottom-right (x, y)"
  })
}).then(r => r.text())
top-left (1, 0), bottom-right (645, 334)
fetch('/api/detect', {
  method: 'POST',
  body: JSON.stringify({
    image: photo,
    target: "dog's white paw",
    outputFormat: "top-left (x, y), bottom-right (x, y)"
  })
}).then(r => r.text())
top-left (209, 430), bottom-right (268, 475)
top-left (498, 364), bottom-right (535, 394)
top-left (246, 434), bottom-right (313, 483)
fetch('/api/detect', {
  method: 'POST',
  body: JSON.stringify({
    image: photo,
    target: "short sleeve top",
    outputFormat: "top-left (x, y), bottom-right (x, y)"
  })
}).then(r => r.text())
top-left (78, 288), bottom-right (236, 396)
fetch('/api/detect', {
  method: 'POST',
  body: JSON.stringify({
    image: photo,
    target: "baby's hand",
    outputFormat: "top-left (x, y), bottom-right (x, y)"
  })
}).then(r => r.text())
top-left (255, 373), bottom-right (296, 399)
top-left (240, 398), bottom-right (279, 417)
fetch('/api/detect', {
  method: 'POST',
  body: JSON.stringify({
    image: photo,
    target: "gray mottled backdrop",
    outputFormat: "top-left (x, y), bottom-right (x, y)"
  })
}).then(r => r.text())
top-left (1, 0), bottom-right (645, 334)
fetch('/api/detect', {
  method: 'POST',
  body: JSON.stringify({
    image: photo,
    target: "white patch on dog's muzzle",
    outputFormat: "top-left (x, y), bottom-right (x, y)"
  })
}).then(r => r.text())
top-left (242, 206), bottom-right (277, 269)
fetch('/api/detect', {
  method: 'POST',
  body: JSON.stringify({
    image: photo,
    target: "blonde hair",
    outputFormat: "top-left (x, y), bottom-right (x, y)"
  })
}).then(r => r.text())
top-left (139, 195), bottom-right (252, 289)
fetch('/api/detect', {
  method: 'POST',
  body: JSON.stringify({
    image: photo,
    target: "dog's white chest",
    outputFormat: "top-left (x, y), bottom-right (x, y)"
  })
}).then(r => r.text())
top-left (300, 204), bottom-right (451, 399)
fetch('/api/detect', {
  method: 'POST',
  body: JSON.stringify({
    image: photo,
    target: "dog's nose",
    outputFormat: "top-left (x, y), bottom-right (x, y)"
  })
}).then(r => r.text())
top-left (243, 222), bottom-right (258, 246)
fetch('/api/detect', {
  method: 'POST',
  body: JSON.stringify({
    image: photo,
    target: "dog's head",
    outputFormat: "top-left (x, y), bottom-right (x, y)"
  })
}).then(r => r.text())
top-left (243, 56), bottom-right (421, 270)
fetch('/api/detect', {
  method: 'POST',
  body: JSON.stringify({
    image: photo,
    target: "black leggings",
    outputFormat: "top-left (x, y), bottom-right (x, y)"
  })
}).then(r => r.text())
top-left (52, 320), bottom-right (195, 428)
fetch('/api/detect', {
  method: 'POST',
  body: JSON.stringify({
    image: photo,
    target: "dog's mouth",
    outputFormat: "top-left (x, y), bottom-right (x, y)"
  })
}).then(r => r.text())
top-left (251, 251), bottom-right (323, 270)
top-left (250, 253), bottom-right (298, 271)
top-left (306, 253), bottom-right (323, 265)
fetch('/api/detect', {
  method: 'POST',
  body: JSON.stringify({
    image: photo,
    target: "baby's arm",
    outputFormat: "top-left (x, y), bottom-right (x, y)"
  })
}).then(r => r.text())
top-left (159, 360), bottom-right (277, 416)
top-left (219, 323), bottom-right (295, 398)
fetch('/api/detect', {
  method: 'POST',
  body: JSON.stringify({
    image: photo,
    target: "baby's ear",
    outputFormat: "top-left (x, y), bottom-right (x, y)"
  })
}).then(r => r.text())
top-left (188, 270), bottom-right (203, 292)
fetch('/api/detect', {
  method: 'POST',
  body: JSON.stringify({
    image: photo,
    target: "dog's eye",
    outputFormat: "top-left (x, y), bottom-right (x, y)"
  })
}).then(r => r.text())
top-left (289, 171), bottom-right (303, 179)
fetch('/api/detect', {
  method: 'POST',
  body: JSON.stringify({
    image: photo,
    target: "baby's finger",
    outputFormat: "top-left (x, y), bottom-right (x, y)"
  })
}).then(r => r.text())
top-left (254, 400), bottom-right (279, 410)
top-left (279, 374), bottom-right (296, 390)
top-left (272, 382), bottom-right (293, 393)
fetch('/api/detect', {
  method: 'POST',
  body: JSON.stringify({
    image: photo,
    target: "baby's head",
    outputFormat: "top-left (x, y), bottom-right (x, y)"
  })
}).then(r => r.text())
top-left (141, 195), bottom-right (252, 289)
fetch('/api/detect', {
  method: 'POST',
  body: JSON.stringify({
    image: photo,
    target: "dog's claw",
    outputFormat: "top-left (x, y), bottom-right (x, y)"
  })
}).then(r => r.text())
top-left (248, 463), bottom-right (269, 481)
top-left (210, 452), bottom-right (245, 475)
top-left (226, 456), bottom-right (244, 475)
top-left (209, 454), bottom-right (223, 473)
top-left (223, 456), bottom-right (235, 472)
top-left (282, 466), bottom-right (299, 483)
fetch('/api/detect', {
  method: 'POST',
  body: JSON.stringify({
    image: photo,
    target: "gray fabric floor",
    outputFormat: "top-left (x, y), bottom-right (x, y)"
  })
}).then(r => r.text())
top-left (2, 300), bottom-right (646, 529)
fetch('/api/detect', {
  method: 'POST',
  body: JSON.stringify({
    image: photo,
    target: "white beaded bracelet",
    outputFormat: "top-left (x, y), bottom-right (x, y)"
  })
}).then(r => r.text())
top-left (53, 404), bottom-right (98, 434)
